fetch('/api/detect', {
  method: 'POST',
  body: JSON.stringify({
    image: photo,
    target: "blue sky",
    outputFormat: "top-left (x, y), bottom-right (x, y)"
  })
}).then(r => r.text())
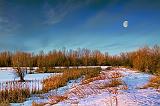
top-left (0, 0), bottom-right (159, 55)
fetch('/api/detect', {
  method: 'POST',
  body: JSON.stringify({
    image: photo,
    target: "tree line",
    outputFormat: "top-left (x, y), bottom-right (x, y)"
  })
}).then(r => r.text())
top-left (0, 45), bottom-right (159, 74)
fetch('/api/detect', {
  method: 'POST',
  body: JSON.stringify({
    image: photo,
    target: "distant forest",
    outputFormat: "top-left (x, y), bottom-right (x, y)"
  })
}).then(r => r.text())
top-left (0, 45), bottom-right (159, 74)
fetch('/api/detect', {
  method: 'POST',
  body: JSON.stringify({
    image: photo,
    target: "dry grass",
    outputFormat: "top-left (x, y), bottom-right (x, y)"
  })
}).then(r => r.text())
top-left (98, 79), bottom-right (123, 89)
top-left (143, 76), bottom-right (160, 89)
top-left (108, 79), bottom-right (123, 87)
top-left (82, 75), bottom-right (106, 84)
top-left (49, 95), bottom-right (68, 105)
top-left (0, 100), bottom-right (10, 106)
top-left (0, 87), bottom-right (30, 103)
top-left (42, 68), bottom-right (101, 93)
top-left (0, 80), bottom-right (41, 103)
top-left (32, 101), bottom-right (46, 106)
top-left (42, 75), bottom-right (68, 92)
top-left (110, 71), bottom-right (123, 78)
top-left (84, 68), bottom-right (101, 80)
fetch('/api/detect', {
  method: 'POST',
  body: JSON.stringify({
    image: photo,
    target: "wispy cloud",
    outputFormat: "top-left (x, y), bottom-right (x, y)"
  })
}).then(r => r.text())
top-left (43, 0), bottom-right (90, 25)
top-left (0, 16), bottom-right (21, 35)
top-left (84, 10), bottom-right (108, 28)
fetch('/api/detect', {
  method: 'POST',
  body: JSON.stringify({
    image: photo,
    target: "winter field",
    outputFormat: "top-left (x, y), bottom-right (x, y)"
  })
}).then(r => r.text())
top-left (0, 67), bottom-right (160, 106)
top-left (54, 68), bottom-right (160, 106)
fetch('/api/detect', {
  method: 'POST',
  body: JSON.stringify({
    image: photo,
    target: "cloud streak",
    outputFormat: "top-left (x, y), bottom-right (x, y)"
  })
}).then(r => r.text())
top-left (43, 0), bottom-right (92, 25)
top-left (0, 17), bottom-right (21, 35)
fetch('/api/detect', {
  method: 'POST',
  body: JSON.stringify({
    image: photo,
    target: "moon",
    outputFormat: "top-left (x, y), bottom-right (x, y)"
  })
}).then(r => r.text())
top-left (123, 20), bottom-right (128, 28)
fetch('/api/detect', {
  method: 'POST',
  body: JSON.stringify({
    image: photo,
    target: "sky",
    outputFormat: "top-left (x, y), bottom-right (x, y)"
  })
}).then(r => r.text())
top-left (0, 0), bottom-right (160, 55)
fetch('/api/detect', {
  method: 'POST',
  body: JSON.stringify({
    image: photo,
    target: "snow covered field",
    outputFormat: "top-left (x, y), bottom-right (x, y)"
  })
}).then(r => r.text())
top-left (54, 68), bottom-right (160, 106)
top-left (1, 67), bottom-right (160, 106)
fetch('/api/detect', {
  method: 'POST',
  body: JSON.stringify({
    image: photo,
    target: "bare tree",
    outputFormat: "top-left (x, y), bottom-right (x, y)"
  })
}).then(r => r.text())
top-left (14, 67), bottom-right (26, 82)
top-left (12, 52), bottom-right (30, 82)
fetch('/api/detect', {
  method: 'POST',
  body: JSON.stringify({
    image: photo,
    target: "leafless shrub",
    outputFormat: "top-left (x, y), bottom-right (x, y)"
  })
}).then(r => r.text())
top-left (13, 67), bottom-right (27, 82)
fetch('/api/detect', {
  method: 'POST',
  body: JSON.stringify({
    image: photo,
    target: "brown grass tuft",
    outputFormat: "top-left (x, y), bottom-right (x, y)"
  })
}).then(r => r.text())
top-left (109, 79), bottom-right (123, 87)
top-left (143, 76), bottom-right (160, 89)
top-left (0, 87), bottom-right (30, 103)
top-left (49, 95), bottom-right (68, 105)
top-left (110, 71), bottom-right (123, 79)
top-left (32, 101), bottom-right (45, 106)
top-left (0, 100), bottom-right (10, 106)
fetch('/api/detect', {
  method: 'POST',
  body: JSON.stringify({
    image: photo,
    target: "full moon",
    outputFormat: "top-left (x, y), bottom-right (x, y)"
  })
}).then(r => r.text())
top-left (123, 20), bottom-right (128, 28)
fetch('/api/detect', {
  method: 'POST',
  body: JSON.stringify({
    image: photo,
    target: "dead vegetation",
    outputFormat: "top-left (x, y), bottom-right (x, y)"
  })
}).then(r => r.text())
top-left (82, 75), bottom-right (106, 84)
top-left (0, 100), bottom-right (10, 106)
top-left (110, 79), bottom-right (122, 88)
top-left (32, 101), bottom-right (46, 106)
top-left (0, 80), bottom-right (41, 103)
top-left (143, 76), bottom-right (160, 90)
top-left (42, 68), bottom-right (101, 93)
top-left (49, 95), bottom-right (68, 105)
top-left (0, 86), bottom-right (30, 103)
top-left (110, 71), bottom-right (123, 78)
